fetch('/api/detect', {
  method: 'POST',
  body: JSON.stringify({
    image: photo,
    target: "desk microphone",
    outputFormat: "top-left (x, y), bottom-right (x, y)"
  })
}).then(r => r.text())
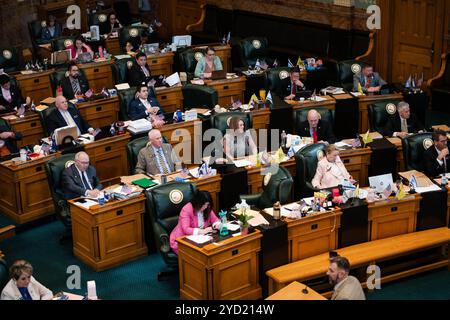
top-left (302, 286), bottom-right (309, 294)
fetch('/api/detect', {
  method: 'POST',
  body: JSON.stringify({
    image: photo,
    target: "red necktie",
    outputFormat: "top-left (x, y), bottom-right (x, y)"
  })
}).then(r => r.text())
top-left (291, 82), bottom-right (297, 95)
top-left (366, 76), bottom-right (372, 88)
top-left (312, 127), bottom-right (318, 143)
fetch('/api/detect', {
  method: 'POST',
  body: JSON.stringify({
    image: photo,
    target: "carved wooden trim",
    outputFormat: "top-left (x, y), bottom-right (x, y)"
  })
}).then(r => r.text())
top-left (426, 52), bottom-right (449, 88)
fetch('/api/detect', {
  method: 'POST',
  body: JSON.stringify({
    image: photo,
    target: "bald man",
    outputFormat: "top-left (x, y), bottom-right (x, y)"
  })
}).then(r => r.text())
top-left (45, 95), bottom-right (94, 136)
top-left (61, 151), bottom-right (103, 199)
top-left (135, 129), bottom-right (181, 176)
top-left (297, 109), bottom-right (336, 144)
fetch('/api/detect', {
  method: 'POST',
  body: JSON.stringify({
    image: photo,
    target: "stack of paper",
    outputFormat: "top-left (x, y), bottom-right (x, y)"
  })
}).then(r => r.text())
top-left (127, 119), bottom-right (152, 134)
top-left (186, 235), bottom-right (212, 244)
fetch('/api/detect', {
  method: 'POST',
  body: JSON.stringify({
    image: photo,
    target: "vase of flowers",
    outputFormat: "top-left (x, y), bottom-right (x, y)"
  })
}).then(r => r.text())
top-left (238, 211), bottom-right (254, 235)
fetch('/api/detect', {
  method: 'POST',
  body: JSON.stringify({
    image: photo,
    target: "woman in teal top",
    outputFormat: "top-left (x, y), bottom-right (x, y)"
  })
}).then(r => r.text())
top-left (194, 47), bottom-right (223, 78)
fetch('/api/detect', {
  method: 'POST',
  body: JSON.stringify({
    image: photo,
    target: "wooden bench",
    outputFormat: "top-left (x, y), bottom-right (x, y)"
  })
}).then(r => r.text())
top-left (267, 227), bottom-right (450, 297)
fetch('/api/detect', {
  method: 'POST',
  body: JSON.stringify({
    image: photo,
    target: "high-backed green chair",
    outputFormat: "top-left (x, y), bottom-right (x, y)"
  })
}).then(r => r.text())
top-left (39, 104), bottom-right (56, 137)
top-left (111, 57), bottom-right (134, 84)
top-left (145, 182), bottom-right (197, 280)
top-left (88, 9), bottom-right (114, 29)
top-left (264, 67), bottom-right (293, 98)
top-left (118, 26), bottom-right (147, 53)
top-left (51, 37), bottom-right (76, 52)
top-left (210, 111), bottom-right (253, 135)
top-left (126, 136), bottom-right (148, 174)
top-left (117, 86), bottom-right (157, 121)
top-left (294, 143), bottom-right (327, 197)
top-left (182, 84), bottom-right (218, 109)
top-left (402, 133), bottom-right (433, 172)
top-left (0, 47), bottom-right (21, 73)
top-left (28, 20), bottom-right (51, 57)
top-left (337, 59), bottom-right (367, 91)
top-left (368, 100), bottom-right (402, 134)
top-left (240, 166), bottom-right (293, 209)
top-left (292, 107), bottom-right (335, 136)
top-left (236, 37), bottom-right (270, 68)
top-left (178, 47), bottom-right (207, 79)
top-left (49, 68), bottom-right (89, 96)
top-left (45, 153), bottom-right (76, 240)
top-left (0, 258), bottom-right (8, 290)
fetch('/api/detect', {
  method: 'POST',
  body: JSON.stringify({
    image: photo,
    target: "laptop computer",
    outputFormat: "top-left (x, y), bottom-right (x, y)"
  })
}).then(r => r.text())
top-left (369, 173), bottom-right (394, 193)
top-left (210, 70), bottom-right (227, 80)
top-left (54, 126), bottom-right (78, 145)
top-left (294, 90), bottom-right (312, 100)
top-left (77, 52), bottom-right (93, 63)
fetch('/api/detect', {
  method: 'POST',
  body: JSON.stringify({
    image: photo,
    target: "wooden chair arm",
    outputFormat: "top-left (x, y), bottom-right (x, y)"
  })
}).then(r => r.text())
top-left (0, 225), bottom-right (15, 242)
top-left (356, 31), bottom-right (375, 61)
top-left (186, 4), bottom-right (206, 33)
top-left (426, 53), bottom-right (449, 88)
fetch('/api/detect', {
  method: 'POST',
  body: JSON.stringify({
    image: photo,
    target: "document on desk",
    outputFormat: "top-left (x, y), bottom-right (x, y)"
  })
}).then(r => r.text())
top-left (234, 209), bottom-right (269, 226)
top-left (74, 199), bottom-right (98, 209)
top-left (415, 184), bottom-right (442, 193)
top-left (233, 159), bottom-right (253, 168)
top-left (264, 206), bottom-right (294, 218)
top-left (186, 235), bottom-right (212, 244)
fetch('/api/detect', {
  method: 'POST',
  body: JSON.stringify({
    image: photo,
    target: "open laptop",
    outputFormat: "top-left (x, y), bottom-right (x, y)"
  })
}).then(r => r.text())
top-left (294, 90), bottom-right (312, 100)
top-left (369, 173), bottom-right (394, 193)
top-left (54, 126), bottom-right (78, 145)
top-left (77, 52), bottom-right (93, 63)
top-left (210, 70), bottom-right (227, 80)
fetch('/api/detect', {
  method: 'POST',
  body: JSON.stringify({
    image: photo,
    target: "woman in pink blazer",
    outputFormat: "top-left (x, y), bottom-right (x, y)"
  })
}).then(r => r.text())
top-left (312, 144), bottom-right (353, 189)
top-left (170, 190), bottom-right (220, 254)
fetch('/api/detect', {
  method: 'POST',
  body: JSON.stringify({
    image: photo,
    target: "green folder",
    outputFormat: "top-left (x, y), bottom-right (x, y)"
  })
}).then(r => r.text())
top-left (132, 178), bottom-right (157, 188)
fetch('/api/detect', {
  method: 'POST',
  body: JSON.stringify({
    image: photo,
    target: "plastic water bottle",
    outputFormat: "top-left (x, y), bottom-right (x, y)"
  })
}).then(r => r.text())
top-left (219, 210), bottom-right (229, 236)
top-left (441, 174), bottom-right (448, 187)
top-left (281, 130), bottom-right (287, 148)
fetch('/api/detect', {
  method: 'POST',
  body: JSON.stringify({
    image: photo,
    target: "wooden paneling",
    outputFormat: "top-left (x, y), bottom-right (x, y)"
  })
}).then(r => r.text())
top-left (5, 113), bottom-right (45, 147)
top-left (205, 76), bottom-right (246, 107)
top-left (79, 60), bottom-right (114, 90)
top-left (15, 70), bottom-right (54, 104)
top-left (76, 96), bottom-right (119, 129)
top-left (154, 86), bottom-right (183, 114)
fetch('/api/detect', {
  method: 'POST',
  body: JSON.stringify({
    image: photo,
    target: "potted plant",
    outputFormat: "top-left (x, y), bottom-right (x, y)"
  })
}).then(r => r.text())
top-left (238, 212), bottom-right (254, 235)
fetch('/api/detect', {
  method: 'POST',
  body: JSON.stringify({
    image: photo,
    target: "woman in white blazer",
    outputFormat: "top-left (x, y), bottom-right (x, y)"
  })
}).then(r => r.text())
top-left (1, 260), bottom-right (53, 300)
top-left (312, 144), bottom-right (353, 189)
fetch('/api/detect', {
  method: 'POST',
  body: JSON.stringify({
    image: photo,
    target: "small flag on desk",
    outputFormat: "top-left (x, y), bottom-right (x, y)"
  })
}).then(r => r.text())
top-left (362, 130), bottom-right (373, 145)
top-left (226, 31), bottom-right (231, 44)
top-left (405, 75), bottom-right (412, 88)
top-left (266, 91), bottom-right (273, 104)
top-left (355, 184), bottom-right (360, 198)
top-left (255, 59), bottom-right (261, 70)
top-left (358, 82), bottom-right (364, 94)
top-left (287, 59), bottom-right (294, 68)
top-left (249, 93), bottom-right (258, 106)
top-left (273, 59), bottom-right (278, 68)
top-left (296, 56), bottom-right (305, 69)
top-left (411, 75), bottom-right (416, 88)
top-left (410, 175), bottom-right (418, 189)
top-left (417, 73), bottom-right (424, 88)
top-left (383, 183), bottom-right (392, 198)
top-left (275, 147), bottom-right (285, 163)
top-left (396, 182), bottom-right (406, 200)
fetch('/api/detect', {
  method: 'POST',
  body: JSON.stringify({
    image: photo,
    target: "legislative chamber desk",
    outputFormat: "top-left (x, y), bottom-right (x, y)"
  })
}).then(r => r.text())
top-left (266, 281), bottom-right (326, 300)
top-left (15, 70), bottom-right (54, 103)
top-left (154, 85), bottom-right (183, 114)
top-left (288, 95), bottom-right (336, 111)
top-left (2, 112), bottom-right (44, 147)
top-left (204, 76), bottom-right (246, 107)
top-left (177, 230), bottom-right (262, 300)
top-left (75, 96), bottom-right (120, 129)
top-left (386, 137), bottom-right (405, 172)
top-left (78, 59), bottom-right (114, 90)
top-left (69, 194), bottom-right (148, 271)
top-left (368, 194), bottom-right (421, 241)
top-left (146, 52), bottom-right (174, 77)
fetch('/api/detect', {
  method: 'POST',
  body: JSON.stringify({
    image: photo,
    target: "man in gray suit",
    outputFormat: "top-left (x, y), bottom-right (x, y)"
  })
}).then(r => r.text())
top-left (135, 129), bottom-right (181, 176)
top-left (327, 256), bottom-right (366, 300)
top-left (353, 64), bottom-right (386, 93)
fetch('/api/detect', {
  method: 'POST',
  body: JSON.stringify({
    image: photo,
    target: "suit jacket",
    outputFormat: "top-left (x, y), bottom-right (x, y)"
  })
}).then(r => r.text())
top-left (169, 202), bottom-right (220, 254)
top-left (45, 104), bottom-right (92, 136)
top-left (61, 164), bottom-right (103, 200)
top-left (0, 120), bottom-right (21, 154)
top-left (128, 96), bottom-right (163, 121)
top-left (127, 62), bottom-right (152, 87)
top-left (100, 21), bottom-right (121, 35)
top-left (353, 72), bottom-right (386, 92)
top-left (312, 156), bottom-right (351, 189)
top-left (331, 276), bottom-right (366, 300)
top-left (0, 83), bottom-right (24, 112)
top-left (60, 75), bottom-right (90, 100)
top-left (423, 144), bottom-right (449, 177)
top-left (1, 276), bottom-right (53, 300)
top-left (297, 119), bottom-right (337, 144)
top-left (280, 79), bottom-right (307, 99)
top-left (382, 113), bottom-right (424, 137)
top-left (135, 143), bottom-right (180, 176)
top-left (41, 24), bottom-right (62, 41)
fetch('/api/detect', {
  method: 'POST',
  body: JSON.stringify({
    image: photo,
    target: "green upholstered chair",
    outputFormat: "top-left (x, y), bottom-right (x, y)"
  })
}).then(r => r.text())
top-left (178, 47), bottom-right (207, 79)
top-left (264, 67), bottom-right (293, 98)
top-left (126, 136), bottom-right (148, 174)
top-left (240, 166), bottom-right (293, 209)
top-left (294, 143), bottom-right (327, 197)
top-left (145, 182), bottom-right (197, 280)
top-left (0, 258), bottom-right (8, 290)
top-left (27, 20), bottom-right (51, 57)
top-left (88, 9), bottom-right (114, 28)
top-left (0, 47), bottom-right (21, 73)
top-left (182, 84), bottom-right (218, 109)
top-left (51, 36), bottom-right (76, 52)
top-left (111, 57), bottom-right (134, 84)
top-left (117, 86), bottom-right (157, 121)
top-left (368, 99), bottom-right (402, 134)
top-left (292, 107), bottom-right (335, 136)
top-left (39, 104), bottom-right (56, 137)
top-left (236, 37), bottom-right (270, 69)
top-left (118, 26), bottom-right (147, 53)
top-left (210, 111), bottom-right (253, 135)
top-left (45, 153), bottom-right (76, 240)
top-left (402, 132), bottom-right (433, 172)
top-left (49, 68), bottom-right (89, 96)
top-left (337, 59), bottom-right (367, 91)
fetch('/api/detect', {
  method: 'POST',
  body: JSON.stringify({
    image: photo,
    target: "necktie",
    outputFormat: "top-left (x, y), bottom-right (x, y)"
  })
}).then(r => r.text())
top-left (291, 82), bottom-right (297, 95)
top-left (71, 78), bottom-right (81, 96)
top-left (401, 118), bottom-right (408, 133)
top-left (366, 76), bottom-right (372, 88)
top-left (312, 127), bottom-right (318, 143)
top-left (141, 66), bottom-right (150, 77)
top-left (157, 148), bottom-right (169, 174)
top-left (81, 171), bottom-right (92, 191)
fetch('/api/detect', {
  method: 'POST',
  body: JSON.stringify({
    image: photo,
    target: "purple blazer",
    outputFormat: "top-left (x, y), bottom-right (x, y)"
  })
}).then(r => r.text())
top-left (169, 202), bottom-right (219, 254)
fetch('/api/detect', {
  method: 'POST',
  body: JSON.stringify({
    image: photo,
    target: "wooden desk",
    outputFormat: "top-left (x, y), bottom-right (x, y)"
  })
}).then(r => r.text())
top-left (340, 147), bottom-right (372, 187)
top-left (155, 85), bottom-right (183, 114)
top-left (147, 52), bottom-right (174, 77)
top-left (79, 60), bottom-right (114, 90)
top-left (290, 95), bottom-right (336, 111)
top-left (3, 112), bottom-right (44, 147)
top-left (266, 281), bottom-right (326, 300)
top-left (251, 108), bottom-right (271, 132)
top-left (84, 133), bottom-right (131, 186)
top-left (357, 93), bottom-right (403, 133)
top-left (15, 70), bottom-right (54, 103)
top-left (0, 154), bottom-right (56, 224)
top-left (105, 38), bottom-right (121, 55)
top-left (368, 194), bottom-right (421, 241)
top-left (70, 194), bottom-right (148, 271)
top-left (386, 137), bottom-right (405, 172)
top-left (205, 77), bottom-right (246, 107)
top-left (177, 230), bottom-right (262, 300)
top-left (76, 96), bottom-right (119, 129)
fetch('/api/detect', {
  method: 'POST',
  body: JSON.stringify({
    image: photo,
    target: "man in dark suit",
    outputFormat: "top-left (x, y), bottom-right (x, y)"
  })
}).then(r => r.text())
top-left (297, 109), bottom-right (336, 144)
top-left (353, 64), bottom-right (386, 93)
top-left (0, 74), bottom-right (30, 113)
top-left (423, 130), bottom-right (449, 177)
top-left (0, 118), bottom-right (22, 157)
top-left (383, 101), bottom-right (425, 138)
top-left (99, 12), bottom-right (122, 35)
top-left (60, 62), bottom-right (90, 100)
top-left (46, 95), bottom-right (94, 136)
top-left (282, 67), bottom-right (306, 100)
top-left (128, 84), bottom-right (164, 125)
top-left (61, 151), bottom-right (103, 199)
top-left (41, 15), bottom-right (62, 41)
top-left (127, 52), bottom-right (153, 87)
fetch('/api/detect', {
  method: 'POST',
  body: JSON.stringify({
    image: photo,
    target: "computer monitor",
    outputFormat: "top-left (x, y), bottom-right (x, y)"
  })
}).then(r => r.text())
top-left (172, 35), bottom-right (192, 47)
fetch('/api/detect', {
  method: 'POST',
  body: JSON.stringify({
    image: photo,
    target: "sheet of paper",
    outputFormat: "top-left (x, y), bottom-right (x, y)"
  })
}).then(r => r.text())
top-left (264, 206), bottom-right (293, 218)
top-left (186, 235), bottom-right (212, 244)
top-left (114, 54), bottom-right (132, 60)
top-left (309, 96), bottom-right (327, 102)
top-left (233, 159), bottom-right (253, 168)
top-left (189, 167), bottom-right (200, 178)
top-left (350, 92), bottom-right (365, 97)
top-left (74, 199), bottom-right (98, 209)
top-left (115, 83), bottom-right (131, 90)
top-left (226, 223), bottom-right (240, 231)
top-left (335, 141), bottom-right (352, 148)
top-left (415, 184), bottom-right (442, 193)
top-left (166, 72), bottom-right (181, 86)
top-left (233, 209), bottom-right (269, 226)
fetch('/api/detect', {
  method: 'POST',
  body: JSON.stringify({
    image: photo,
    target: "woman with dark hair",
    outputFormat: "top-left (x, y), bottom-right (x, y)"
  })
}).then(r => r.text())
top-left (67, 36), bottom-right (94, 60)
top-left (223, 116), bottom-right (257, 160)
top-left (194, 46), bottom-right (223, 78)
top-left (169, 190), bottom-right (220, 254)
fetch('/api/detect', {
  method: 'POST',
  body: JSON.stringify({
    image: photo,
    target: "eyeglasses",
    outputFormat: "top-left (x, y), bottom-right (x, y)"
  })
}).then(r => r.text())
top-left (438, 139), bottom-right (448, 143)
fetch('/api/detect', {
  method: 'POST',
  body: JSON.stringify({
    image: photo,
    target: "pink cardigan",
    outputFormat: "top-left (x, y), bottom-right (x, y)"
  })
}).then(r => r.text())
top-left (169, 202), bottom-right (219, 254)
top-left (312, 156), bottom-right (351, 189)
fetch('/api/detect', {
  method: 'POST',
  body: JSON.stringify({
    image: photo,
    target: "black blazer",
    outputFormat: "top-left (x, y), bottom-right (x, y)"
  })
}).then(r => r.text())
top-left (128, 96), bottom-right (163, 121)
top-left (45, 104), bottom-right (91, 136)
top-left (383, 113), bottom-right (424, 137)
top-left (279, 79), bottom-right (307, 99)
top-left (60, 75), bottom-right (90, 100)
top-left (127, 62), bottom-right (152, 87)
top-left (423, 143), bottom-right (449, 177)
top-left (0, 83), bottom-right (24, 113)
top-left (61, 164), bottom-right (103, 199)
top-left (0, 120), bottom-right (21, 154)
top-left (297, 119), bottom-right (337, 144)
top-left (100, 21), bottom-right (120, 35)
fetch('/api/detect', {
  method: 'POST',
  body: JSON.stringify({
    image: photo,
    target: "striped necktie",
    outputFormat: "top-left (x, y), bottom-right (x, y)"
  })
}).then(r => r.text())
top-left (157, 148), bottom-right (169, 174)
top-left (71, 78), bottom-right (81, 96)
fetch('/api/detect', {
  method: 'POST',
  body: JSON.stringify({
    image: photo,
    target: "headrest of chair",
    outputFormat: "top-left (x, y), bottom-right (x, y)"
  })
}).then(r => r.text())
top-left (65, 160), bottom-right (75, 168)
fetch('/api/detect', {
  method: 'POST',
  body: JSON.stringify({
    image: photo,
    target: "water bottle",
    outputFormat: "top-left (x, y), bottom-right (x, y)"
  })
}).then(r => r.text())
top-left (273, 201), bottom-right (281, 220)
top-left (281, 130), bottom-right (287, 148)
top-left (219, 210), bottom-right (229, 236)
top-left (110, 124), bottom-right (116, 136)
top-left (441, 174), bottom-right (448, 187)
top-left (177, 109), bottom-right (183, 123)
top-left (50, 134), bottom-right (57, 152)
top-left (98, 192), bottom-right (105, 205)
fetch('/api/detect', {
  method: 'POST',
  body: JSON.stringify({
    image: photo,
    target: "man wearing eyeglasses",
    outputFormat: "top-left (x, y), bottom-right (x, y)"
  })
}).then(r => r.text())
top-left (424, 130), bottom-right (449, 177)
top-left (61, 151), bottom-right (103, 199)
top-left (194, 47), bottom-right (223, 79)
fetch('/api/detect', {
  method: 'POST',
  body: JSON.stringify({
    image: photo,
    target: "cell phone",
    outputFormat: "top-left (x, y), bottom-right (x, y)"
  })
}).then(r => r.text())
top-left (77, 199), bottom-right (87, 203)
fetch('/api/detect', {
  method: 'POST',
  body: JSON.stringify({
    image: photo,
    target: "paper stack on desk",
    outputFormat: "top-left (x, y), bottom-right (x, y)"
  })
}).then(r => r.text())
top-left (186, 235), bottom-right (212, 244)
top-left (127, 119), bottom-right (152, 134)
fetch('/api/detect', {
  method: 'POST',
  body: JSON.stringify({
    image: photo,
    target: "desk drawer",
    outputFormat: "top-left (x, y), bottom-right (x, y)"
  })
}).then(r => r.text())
top-left (369, 201), bottom-right (417, 220)
top-left (147, 56), bottom-right (172, 66)
top-left (20, 77), bottom-right (51, 87)
top-left (81, 103), bottom-right (118, 115)
top-left (289, 215), bottom-right (335, 237)
top-left (88, 141), bottom-right (126, 156)
top-left (17, 163), bottom-right (47, 179)
top-left (96, 201), bottom-right (145, 223)
top-left (209, 237), bottom-right (260, 265)
top-left (213, 81), bottom-right (244, 92)
top-left (83, 65), bottom-right (110, 77)
top-left (341, 155), bottom-right (363, 166)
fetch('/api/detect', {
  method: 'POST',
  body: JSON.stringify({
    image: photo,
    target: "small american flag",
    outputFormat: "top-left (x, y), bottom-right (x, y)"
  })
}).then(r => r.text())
top-left (383, 184), bottom-right (392, 198)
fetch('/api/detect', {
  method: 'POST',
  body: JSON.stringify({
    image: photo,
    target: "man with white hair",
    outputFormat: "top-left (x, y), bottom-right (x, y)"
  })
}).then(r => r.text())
top-left (297, 109), bottom-right (336, 144)
top-left (61, 151), bottom-right (102, 199)
top-left (135, 129), bottom-right (181, 176)
top-left (383, 101), bottom-right (424, 138)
